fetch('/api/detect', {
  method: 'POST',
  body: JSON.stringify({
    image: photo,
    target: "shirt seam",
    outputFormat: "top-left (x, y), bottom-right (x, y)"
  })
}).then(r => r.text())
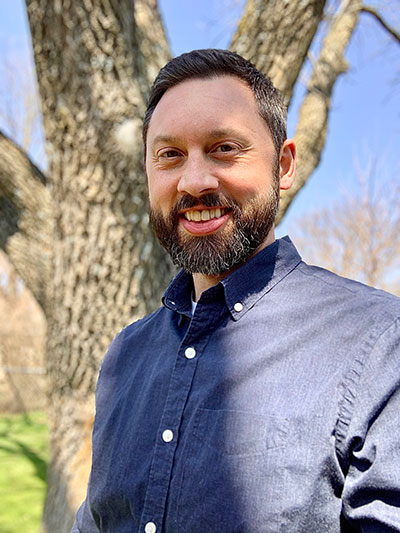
top-left (298, 263), bottom-right (398, 302)
top-left (335, 316), bottom-right (400, 464)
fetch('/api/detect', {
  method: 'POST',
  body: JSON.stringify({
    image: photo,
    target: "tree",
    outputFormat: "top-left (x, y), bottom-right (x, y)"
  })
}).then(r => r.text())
top-left (0, 0), bottom-right (398, 530)
top-left (291, 156), bottom-right (400, 294)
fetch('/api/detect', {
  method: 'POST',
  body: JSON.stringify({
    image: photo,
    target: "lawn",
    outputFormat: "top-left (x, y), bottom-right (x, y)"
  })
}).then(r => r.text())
top-left (0, 411), bottom-right (48, 533)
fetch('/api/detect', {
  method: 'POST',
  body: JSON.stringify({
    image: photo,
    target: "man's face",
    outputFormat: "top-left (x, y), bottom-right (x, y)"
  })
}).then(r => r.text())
top-left (145, 75), bottom-right (283, 275)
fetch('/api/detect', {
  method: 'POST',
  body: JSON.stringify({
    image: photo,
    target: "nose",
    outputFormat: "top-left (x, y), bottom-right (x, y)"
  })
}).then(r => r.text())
top-left (177, 153), bottom-right (219, 197)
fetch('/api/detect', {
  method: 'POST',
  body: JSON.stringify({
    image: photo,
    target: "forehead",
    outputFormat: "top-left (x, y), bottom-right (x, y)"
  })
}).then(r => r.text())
top-left (146, 75), bottom-right (269, 144)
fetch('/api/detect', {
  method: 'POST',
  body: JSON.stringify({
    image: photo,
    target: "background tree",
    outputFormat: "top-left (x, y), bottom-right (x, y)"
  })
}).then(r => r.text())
top-left (292, 156), bottom-right (400, 294)
top-left (0, 52), bottom-right (45, 164)
top-left (0, 0), bottom-right (398, 530)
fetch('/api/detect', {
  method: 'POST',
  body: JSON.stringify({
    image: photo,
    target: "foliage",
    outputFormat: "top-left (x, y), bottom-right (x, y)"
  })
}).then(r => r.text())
top-left (0, 412), bottom-right (48, 533)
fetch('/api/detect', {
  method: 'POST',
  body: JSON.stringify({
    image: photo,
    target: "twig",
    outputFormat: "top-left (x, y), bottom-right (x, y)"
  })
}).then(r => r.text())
top-left (361, 5), bottom-right (400, 43)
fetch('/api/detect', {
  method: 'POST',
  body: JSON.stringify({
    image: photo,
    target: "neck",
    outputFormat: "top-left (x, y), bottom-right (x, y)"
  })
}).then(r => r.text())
top-left (192, 272), bottom-right (225, 302)
top-left (192, 230), bottom-right (276, 301)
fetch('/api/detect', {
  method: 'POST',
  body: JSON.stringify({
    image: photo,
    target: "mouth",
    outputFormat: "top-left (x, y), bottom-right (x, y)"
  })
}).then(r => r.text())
top-left (179, 206), bottom-right (230, 235)
top-left (182, 207), bottom-right (227, 222)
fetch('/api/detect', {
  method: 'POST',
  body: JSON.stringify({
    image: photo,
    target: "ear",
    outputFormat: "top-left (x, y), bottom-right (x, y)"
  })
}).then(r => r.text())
top-left (279, 139), bottom-right (296, 191)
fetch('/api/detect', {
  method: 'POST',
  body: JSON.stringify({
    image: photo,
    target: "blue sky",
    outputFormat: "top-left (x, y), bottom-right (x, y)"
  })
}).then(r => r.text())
top-left (0, 0), bottom-right (399, 236)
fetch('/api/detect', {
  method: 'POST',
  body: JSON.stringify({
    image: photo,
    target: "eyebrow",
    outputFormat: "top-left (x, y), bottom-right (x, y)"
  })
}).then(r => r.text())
top-left (150, 135), bottom-right (182, 148)
top-left (150, 129), bottom-right (247, 149)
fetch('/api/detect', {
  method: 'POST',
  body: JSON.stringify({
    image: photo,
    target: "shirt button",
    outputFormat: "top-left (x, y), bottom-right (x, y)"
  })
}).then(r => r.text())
top-left (185, 346), bottom-right (196, 359)
top-left (145, 522), bottom-right (156, 533)
top-left (234, 302), bottom-right (243, 312)
top-left (162, 429), bottom-right (174, 443)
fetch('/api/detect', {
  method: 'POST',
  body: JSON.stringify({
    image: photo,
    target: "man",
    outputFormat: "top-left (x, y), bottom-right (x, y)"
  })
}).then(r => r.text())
top-left (73, 49), bottom-right (400, 532)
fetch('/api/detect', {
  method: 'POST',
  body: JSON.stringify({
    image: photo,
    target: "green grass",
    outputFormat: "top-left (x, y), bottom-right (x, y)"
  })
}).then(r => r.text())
top-left (0, 411), bottom-right (48, 533)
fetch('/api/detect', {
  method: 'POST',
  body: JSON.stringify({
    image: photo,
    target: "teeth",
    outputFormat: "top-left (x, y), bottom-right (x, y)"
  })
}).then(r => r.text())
top-left (184, 208), bottom-right (225, 221)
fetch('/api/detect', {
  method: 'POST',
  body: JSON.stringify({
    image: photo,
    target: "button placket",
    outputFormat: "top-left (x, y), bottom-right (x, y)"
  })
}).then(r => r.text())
top-left (140, 301), bottom-right (224, 531)
top-left (140, 332), bottom-right (201, 530)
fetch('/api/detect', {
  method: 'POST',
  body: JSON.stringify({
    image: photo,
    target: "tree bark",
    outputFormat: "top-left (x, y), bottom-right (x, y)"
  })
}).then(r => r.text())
top-left (24, 1), bottom-right (172, 530)
top-left (0, 132), bottom-right (51, 310)
top-left (278, 0), bottom-right (362, 222)
top-left (231, 0), bottom-right (327, 103)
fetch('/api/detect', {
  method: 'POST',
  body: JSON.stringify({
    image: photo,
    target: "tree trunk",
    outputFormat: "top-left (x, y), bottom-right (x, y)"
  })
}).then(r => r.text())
top-left (24, 1), bottom-right (172, 530)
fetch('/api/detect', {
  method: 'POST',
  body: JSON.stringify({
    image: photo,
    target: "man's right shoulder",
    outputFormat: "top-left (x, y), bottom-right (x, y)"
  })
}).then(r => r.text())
top-left (100, 305), bottom-right (172, 371)
top-left (123, 305), bottom-right (167, 338)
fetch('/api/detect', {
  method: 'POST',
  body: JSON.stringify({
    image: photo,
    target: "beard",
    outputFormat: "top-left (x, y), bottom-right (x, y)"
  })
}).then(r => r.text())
top-left (149, 181), bottom-right (280, 276)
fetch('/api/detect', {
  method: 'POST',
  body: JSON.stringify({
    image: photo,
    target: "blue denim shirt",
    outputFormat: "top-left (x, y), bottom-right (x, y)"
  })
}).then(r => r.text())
top-left (73, 237), bottom-right (400, 532)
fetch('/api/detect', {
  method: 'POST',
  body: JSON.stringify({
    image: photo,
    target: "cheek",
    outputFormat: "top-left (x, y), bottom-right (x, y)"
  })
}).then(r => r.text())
top-left (147, 175), bottom-right (175, 212)
top-left (223, 176), bottom-right (265, 199)
top-left (222, 161), bottom-right (273, 194)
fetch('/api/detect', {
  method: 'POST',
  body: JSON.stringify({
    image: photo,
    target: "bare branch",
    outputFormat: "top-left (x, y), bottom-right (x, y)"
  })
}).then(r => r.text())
top-left (0, 131), bottom-right (52, 309)
top-left (231, 0), bottom-right (327, 103)
top-left (292, 156), bottom-right (400, 294)
top-left (0, 53), bottom-right (45, 162)
top-left (277, 0), bottom-right (362, 223)
top-left (361, 5), bottom-right (400, 43)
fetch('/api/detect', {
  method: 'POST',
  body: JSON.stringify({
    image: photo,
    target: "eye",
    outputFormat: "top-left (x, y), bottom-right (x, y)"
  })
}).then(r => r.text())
top-left (212, 142), bottom-right (241, 156)
top-left (158, 149), bottom-right (182, 159)
top-left (215, 144), bottom-right (235, 152)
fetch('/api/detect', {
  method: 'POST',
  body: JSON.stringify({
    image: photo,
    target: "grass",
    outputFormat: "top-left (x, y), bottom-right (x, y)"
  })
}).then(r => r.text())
top-left (0, 411), bottom-right (48, 533)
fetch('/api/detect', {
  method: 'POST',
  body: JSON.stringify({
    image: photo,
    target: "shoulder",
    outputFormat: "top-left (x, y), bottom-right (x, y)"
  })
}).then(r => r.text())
top-left (99, 305), bottom-right (170, 372)
top-left (122, 306), bottom-right (167, 339)
top-left (294, 261), bottom-right (400, 322)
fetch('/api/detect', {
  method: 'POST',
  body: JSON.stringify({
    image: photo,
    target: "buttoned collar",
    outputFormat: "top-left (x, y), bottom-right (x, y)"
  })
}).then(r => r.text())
top-left (162, 236), bottom-right (302, 321)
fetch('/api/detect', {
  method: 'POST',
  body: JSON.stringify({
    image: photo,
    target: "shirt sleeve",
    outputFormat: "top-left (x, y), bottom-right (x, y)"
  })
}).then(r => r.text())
top-left (336, 317), bottom-right (400, 531)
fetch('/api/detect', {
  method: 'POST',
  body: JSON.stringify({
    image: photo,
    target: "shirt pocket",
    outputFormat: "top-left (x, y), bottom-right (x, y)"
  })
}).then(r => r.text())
top-left (175, 408), bottom-right (289, 532)
top-left (193, 407), bottom-right (288, 455)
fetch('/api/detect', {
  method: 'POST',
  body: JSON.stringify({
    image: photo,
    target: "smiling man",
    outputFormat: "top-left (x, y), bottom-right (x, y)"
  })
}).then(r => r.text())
top-left (146, 73), bottom-right (294, 297)
top-left (72, 50), bottom-right (400, 533)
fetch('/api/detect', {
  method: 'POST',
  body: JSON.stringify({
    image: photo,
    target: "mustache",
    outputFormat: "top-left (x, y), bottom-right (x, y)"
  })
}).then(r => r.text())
top-left (174, 193), bottom-right (239, 212)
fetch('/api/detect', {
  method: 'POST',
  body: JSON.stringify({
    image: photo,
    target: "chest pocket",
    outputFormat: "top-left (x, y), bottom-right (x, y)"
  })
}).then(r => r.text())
top-left (174, 408), bottom-right (289, 532)
top-left (193, 408), bottom-right (288, 455)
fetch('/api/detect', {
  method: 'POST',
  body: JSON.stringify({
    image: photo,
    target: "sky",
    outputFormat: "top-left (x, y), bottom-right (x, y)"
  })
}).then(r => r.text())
top-left (0, 0), bottom-right (399, 237)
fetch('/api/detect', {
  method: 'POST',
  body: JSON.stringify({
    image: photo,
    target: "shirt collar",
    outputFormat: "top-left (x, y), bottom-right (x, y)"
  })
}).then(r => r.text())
top-left (221, 236), bottom-right (302, 320)
top-left (162, 236), bottom-right (302, 321)
top-left (162, 268), bottom-right (194, 319)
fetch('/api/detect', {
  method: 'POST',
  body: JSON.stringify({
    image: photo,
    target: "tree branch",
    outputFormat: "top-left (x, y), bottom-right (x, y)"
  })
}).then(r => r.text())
top-left (0, 131), bottom-right (52, 310)
top-left (361, 5), bottom-right (400, 43)
top-left (231, 0), bottom-right (327, 103)
top-left (277, 0), bottom-right (362, 223)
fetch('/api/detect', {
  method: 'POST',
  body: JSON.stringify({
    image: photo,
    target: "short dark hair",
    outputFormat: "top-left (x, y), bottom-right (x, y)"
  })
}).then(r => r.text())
top-left (142, 49), bottom-right (287, 155)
